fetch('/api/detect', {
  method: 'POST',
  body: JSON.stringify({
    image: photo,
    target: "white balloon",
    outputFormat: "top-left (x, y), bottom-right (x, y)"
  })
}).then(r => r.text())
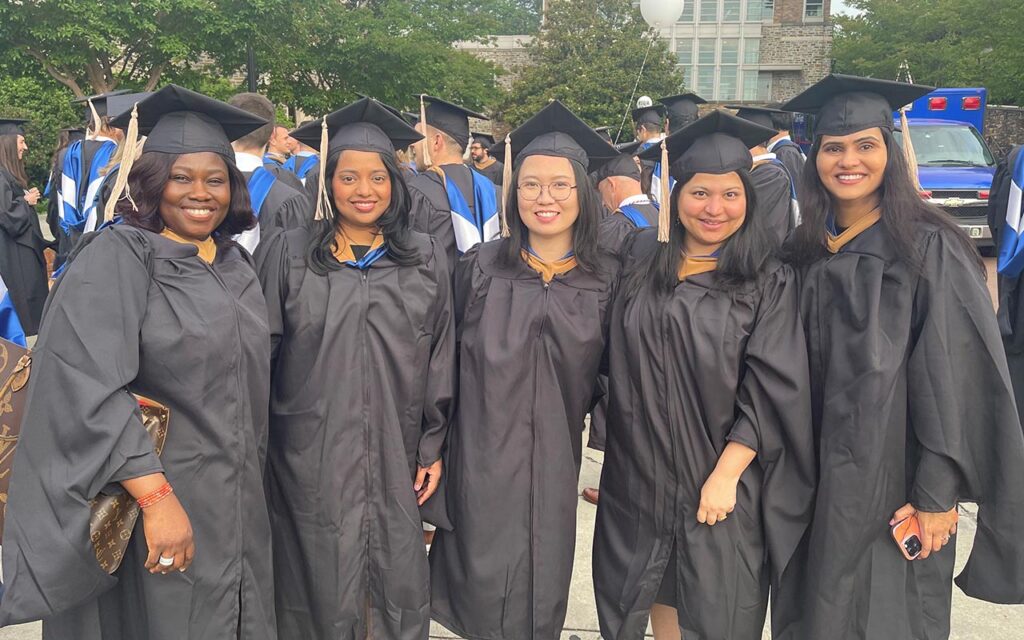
top-left (636, 95), bottom-right (654, 108)
top-left (640, 0), bottom-right (686, 30)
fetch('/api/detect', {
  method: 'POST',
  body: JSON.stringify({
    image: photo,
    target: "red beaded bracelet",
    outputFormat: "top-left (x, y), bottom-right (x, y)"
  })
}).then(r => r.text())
top-left (137, 483), bottom-right (174, 509)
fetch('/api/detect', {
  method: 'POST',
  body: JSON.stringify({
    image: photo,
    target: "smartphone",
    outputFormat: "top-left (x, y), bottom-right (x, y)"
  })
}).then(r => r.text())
top-left (891, 515), bottom-right (923, 560)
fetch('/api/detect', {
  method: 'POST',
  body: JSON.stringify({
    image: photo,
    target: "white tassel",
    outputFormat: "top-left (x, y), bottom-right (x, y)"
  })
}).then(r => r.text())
top-left (313, 117), bottom-right (331, 221)
top-left (103, 104), bottom-right (140, 222)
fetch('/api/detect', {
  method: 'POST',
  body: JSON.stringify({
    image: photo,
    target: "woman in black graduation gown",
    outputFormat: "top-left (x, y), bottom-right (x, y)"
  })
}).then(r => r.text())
top-left (0, 119), bottom-right (49, 334)
top-left (592, 111), bottom-right (816, 640)
top-left (0, 86), bottom-right (278, 640)
top-left (255, 98), bottom-right (453, 640)
top-left (780, 74), bottom-right (1024, 639)
top-left (429, 101), bottom-right (618, 640)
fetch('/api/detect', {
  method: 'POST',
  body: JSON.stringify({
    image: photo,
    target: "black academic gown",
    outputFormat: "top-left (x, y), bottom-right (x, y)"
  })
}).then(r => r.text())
top-left (429, 241), bottom-right (617, 640)
top-left (0, 168), bottom-right (49, 334)
top-left (256, 228), bottom-right (454, 640)
top-left (772, 143), bottom-right (805, 196)
top-left (472, 158), bottom-right (504, 186)
top-left (45, 151), bottom-right (73, 269)
top-left (243, 169), bottom-right (312, 233)
top-left (0, 225), bottom-right (276, 639)
top-left (988, 145), bottom-right (1024, 421)
top-left (785, 220), bottom-right (1024, 639)
top-left (593, 231), bottom-right (815, 640)
top-left (262, 162), bottom-right (309, 199)
top-left (751, 161), bottom-right (796, 246)
top-left (407, 163), bottom-right (494, 271)
top-left (588, 201), bottom-right (660, 451)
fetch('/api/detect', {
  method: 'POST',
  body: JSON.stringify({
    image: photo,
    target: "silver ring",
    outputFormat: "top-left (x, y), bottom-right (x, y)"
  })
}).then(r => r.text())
top-left (158, 556), bottom-right (174, 567)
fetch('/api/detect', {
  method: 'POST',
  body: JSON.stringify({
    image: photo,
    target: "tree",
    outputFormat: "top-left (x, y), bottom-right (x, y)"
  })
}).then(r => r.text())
top-left (0, 0), bottom-right (291, 97)
top-left (833, 0), bottom-right (1024, 105)
top-left (495, 0), bottom-right (684, 140)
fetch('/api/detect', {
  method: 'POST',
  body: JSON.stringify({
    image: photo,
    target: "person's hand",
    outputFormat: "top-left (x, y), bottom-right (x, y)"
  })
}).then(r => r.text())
top-left (697, 470), bottom-right (738, 526)
top-left (141, 494), bottom-right (195, 574)
top-left (414, 459), bottom-right (442, 506)
top-left (24, 188), bottom-right (40, 206)
top-left (891, 503), bottom-right (958, 560)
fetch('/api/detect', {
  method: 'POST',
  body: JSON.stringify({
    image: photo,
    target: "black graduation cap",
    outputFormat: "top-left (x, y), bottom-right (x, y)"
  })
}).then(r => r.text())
top-left (355, 93), bottom-right (406, 121)
top-left (592, 153), bottom-right (641, 183)
top-left (110, 84), bottom-right (267, 159)
top-left (415, 95), bottom-right (488, 149)
top-left (72, 89), bottom-right (131, 121)
top-left (780, 74), bottom-right (934, 137)
top-left (401, 111), bottom-right (419, 126)
top-left (490, 100), bottom-right (618, 173)
top-left (723, 104), bottom-right (791, 141)
top-left (290, 97), bottom-right (423, 160)
top-left (0, 118), bottom-right (29, 136)
top-left (593, 126), bottom-right (613, 143)
top-left (659, 93), bottom-right (706, 130)
top-left (61, 127), bottom-right (87, 143)
top-left (471, 132), bottom-right (496, 147)
top-left (616, 140), bottom-right (642, 154)
top-left (632, 103), bottom-right (666, 127)
top-left (639, 110), bottom-right (777, 180)
top-left (103, 92), bottom-right (152, 128)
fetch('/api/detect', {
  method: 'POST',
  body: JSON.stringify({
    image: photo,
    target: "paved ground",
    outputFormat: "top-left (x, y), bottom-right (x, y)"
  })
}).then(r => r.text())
top-left (4, 258), bottom-right (1021, 639)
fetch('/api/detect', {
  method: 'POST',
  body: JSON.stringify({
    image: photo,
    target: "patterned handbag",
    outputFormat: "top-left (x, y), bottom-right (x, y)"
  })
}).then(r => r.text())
top-left (0, 338), bottom-right (170, 574)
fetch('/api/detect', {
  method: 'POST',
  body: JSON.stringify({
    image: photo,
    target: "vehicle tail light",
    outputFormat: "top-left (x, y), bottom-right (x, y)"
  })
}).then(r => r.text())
top-left (979, 190), bottom-right (990, 199)
top-left (928, 97), bottom-right (948, 110)
top-left (919, 190), bottom-right (933, 199)
top-left (962, 96), bottom-right (982, 110)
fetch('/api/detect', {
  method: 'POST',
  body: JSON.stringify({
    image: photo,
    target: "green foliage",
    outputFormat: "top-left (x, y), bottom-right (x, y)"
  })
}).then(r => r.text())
top-left (834, 0), bottom-right (1024, 105)
top-left (496, 0), bottom-right (684, 141)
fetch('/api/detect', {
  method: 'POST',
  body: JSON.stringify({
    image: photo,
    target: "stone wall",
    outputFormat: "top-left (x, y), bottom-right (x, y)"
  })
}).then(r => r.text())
top-left (774, 0), bottom-right (833, 25)
top-left (760, 24), bottom-right (833, 101)
top-left (985, 105), bottom-right (1024, 159)
top-left (454, 36), bottom-right (534, 90)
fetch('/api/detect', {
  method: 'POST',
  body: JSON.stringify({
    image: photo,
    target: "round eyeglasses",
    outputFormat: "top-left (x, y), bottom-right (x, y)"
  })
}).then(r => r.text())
top-left (517, 181), bottom-right (577, 202)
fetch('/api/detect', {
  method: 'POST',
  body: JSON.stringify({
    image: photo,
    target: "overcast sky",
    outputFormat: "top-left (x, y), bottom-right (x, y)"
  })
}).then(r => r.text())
top-left (832, 1), bottom-right (861, 16)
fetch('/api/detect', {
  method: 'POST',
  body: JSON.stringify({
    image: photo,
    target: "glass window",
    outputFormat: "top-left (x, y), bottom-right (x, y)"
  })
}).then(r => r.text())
top-left (743, 38), bottom-right (760, 64)
top-left (700, 0), bottom-right (719, 23)
top-left (719, 67), bottom-right (739, 101)
top-left (723, 0), bottom-right (741, 21)
top-left (764, 0), bottom-right (775, 20)
top-left (745, 0), bottom-right (762, 21)
top-left (742, 71), bottom-right (760, 100)
top-left (681, 0), bottom-right (695, 22)
top-left (697, 66), bottom-right (716, 98)
top-left (721, 39), bottom-right (739, 64)
top-left (698, 38), bottom-right (717, 64)
top-left (805, 0), bottom-right (824, 18)
top-left (757, 71), bottom-right (773, 101)
top-left (676, 38), bottom-right (694, 65)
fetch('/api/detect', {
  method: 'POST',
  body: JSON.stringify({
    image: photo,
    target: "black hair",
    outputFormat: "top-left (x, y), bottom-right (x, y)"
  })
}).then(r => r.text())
top-left (636, 122), bottom-right (662, 136)
top-left (784, 127), bottom-right (984, 274)
top-left (306, 149), bottom-right (421, 275)
top-left (117, 150), bottom-right (256, 245)
top-left (498, 158), bottom-right (604, 273)
top-left (0, 135), bottom-right (29, 189)
top-left (625, 169), bottom-right (773, 298)
top-left (770, 112), bottom-right (793, 132)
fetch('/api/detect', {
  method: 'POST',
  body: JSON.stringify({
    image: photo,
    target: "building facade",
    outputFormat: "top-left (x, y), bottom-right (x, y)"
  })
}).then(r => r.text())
top-left (661, 0), bottom-right (833, 102)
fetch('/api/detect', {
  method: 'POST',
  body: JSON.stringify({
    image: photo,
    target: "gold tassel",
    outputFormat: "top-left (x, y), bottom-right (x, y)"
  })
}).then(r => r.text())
top-left (500, 133), bottom-right (513, 238)
top-left (88, 98), bottom-right (102, 139)
top-left (102, 103), bottom-right (140, 222)
top-left (899, 108), bottom-right (922, 192)
top-left (313, 116), bottom-right (330, 221)
top-left (419, 94), bottom-right (432, 169)
top-left (657, 138), bottom-right (671, 243)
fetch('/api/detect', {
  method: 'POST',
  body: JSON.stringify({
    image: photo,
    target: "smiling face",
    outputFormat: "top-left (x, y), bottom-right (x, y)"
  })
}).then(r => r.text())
top-left (331, 149), bottom-right (391, 230)
top-left (16, 135), bottom-right (26, 160)
top-left (517, 155), bottom-right (580, 242)
top-left (677, 172), bottom-right (747, 256)
top-left (816, 127), bottom-right (887, 206)
top-left (159, 152), bottom-right (231, 242)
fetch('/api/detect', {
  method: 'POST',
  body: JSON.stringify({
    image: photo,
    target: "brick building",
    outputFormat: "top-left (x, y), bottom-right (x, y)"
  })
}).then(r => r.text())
top-left (659, 0), bottom-right (834, 102)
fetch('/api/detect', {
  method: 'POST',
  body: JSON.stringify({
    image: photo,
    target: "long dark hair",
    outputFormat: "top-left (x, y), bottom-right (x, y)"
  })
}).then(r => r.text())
top-left (625, 169), bottom-right (772, 298)
top-left (0, 135), bottom-right (29, 188)
top-left (785, 127), bottom-right (983, 273)
top-left (499, 158), bottom-right (603, 272)
top-left (115, 150), bottom-right (256, 245)
top-left (306, 149), bottom-right (420, 275)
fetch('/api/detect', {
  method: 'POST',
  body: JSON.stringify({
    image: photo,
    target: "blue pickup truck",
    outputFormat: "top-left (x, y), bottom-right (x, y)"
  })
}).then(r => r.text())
top-left (793, 87), bottom-right (997, 247)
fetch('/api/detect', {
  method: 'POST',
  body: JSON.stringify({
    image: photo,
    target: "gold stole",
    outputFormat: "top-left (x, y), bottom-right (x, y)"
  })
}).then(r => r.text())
top-left (333, 232), bottom-right (384, 263)
top-left (522, 249), bottom-right (578, 283)
top-left (474, 157), bottom-right (497, 171)
top-left (677, 255), bottom-right (718, 282)
top-left (160, 228), bottom-right (216, 264)
top-left (827, 209), bottom-right (882, 253)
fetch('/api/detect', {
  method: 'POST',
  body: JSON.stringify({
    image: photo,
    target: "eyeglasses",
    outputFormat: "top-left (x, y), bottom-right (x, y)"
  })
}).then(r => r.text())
top-left (517, 181), bottom-right (577, 202)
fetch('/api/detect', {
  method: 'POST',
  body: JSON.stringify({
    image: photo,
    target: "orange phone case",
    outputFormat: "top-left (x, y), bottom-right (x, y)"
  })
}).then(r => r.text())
top-left (891, 515), bottom-right (923, 560)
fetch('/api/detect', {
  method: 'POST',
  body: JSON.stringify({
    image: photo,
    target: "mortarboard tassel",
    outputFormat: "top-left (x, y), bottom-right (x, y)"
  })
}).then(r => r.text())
top-left (313, 116), bottom-right (330, 221)
top-left (87, 98), bottom-right (102, 139)
top-left (657, 138), bottom-right (671, 243)
top-left (500, 133), bottom-right (512, 238)
top-left (102, 103), bottom-right (140, 222)
top-left (419, 94), bottom-right (432, 169)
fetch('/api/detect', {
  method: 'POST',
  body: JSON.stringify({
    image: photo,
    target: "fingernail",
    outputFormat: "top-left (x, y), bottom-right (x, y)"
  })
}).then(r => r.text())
top-left (414, 483), bottom-right (422, 491)
top-left (889, 519), bottom-right (895, 525)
